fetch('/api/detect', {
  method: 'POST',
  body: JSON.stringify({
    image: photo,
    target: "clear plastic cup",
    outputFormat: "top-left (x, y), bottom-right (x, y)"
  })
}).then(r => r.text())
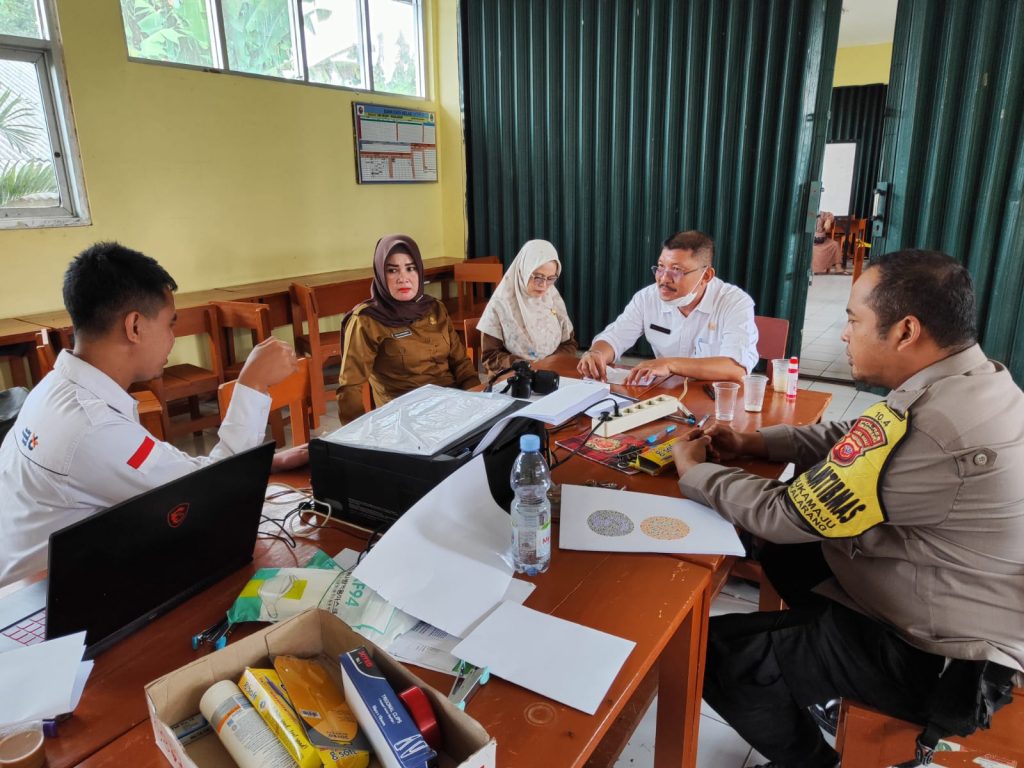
top-left (770, 358), bottom-right (789, 393)
top-left (713, 382), bottom-right (739, 421)
top-left (743, 374), bottom-right (768, 412)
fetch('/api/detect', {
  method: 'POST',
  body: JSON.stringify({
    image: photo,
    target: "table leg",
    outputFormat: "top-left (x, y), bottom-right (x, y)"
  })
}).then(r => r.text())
top-left (654, 577), bottom-right (711, 768)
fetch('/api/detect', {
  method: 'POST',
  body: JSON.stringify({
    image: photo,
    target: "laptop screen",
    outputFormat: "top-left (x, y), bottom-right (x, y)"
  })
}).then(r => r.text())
top-left (45, 442), bottom-right (275, 657)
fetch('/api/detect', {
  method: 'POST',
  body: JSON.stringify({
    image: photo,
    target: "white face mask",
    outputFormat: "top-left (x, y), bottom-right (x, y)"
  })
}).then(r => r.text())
top-left (659, 267), bottom-right (707, 308)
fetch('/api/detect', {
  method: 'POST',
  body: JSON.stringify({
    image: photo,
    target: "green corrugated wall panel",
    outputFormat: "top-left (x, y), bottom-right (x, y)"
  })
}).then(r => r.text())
top-left (828, 84), bottom-right (886, 220)
top-left (875, 0), bottom-right (1024, 382)
top-left (461, 0), bottom-right (842, 353)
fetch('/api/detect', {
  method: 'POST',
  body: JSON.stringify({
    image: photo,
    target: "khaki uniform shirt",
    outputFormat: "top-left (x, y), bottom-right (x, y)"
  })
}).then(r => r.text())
top-left (679, 345), bottom-right (1024, 673)
top-left (337, 299), bottom-right (480, 424)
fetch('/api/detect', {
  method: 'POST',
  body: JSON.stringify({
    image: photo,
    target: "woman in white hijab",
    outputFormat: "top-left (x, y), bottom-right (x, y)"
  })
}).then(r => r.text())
top-left (476, 240), bottom-right (577, 374)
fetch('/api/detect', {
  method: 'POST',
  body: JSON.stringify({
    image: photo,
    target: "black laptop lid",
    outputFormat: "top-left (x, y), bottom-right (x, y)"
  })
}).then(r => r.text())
top-left (45, 442), bottom-right (275, 657)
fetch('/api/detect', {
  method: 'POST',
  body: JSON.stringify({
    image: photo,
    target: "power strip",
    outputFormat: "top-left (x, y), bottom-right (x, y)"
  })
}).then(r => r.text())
top-left (592, 394), bottom-right (683, 437)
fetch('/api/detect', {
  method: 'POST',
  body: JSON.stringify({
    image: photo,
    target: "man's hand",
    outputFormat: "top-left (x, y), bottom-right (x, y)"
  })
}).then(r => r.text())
top-left (624, 359), bottom-right (671, 386)
top-left (703, 423), bottom-right (745, 462)
top-left (237, 338), bottom-right (299, 394)
top-left (271, 443), bottom-right (309, 472)
top-left (577, 350), bottom-right (608, 381)
top-left (672, 432), bottom-right (711, 475)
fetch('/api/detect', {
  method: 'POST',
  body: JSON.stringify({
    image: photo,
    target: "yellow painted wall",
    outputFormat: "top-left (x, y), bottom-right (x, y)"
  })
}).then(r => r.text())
top-left (0, 0), bottom-right (467, 319)
top-left (834, 42), bottom-right (893, 87)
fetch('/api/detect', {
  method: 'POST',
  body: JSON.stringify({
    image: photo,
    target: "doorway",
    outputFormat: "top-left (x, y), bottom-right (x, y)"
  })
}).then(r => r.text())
top-left (800, 1), bottom-right (897, 384)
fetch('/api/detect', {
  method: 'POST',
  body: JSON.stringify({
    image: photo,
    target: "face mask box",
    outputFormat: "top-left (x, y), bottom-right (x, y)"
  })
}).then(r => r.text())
top-left (144, 608), bottom-right (496, 768)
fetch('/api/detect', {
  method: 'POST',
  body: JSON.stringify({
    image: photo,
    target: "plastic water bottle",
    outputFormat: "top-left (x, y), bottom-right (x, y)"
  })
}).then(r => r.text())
top-left (510, 433), bottom-right (552, 575)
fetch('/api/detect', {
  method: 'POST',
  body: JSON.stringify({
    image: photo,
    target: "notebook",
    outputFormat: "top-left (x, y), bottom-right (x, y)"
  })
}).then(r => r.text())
top-left (0, 442), bottom-right (275, 659)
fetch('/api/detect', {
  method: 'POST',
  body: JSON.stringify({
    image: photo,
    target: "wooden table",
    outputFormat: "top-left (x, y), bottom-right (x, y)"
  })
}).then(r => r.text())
top-left (45, 494), bottom-right (711, 768)
top-left (43, 356), bottom-right (830, 768)
top-left (0, 317), bottom-right (43, 386)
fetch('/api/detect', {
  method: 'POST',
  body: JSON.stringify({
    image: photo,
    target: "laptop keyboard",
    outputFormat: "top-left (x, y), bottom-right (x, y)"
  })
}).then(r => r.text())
top-left (1, 609), bottom-right (46, 647)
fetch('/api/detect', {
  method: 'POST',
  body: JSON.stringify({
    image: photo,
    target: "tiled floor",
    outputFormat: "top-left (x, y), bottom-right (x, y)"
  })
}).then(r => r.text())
top-left (800, 273), bottom-right (854, 383)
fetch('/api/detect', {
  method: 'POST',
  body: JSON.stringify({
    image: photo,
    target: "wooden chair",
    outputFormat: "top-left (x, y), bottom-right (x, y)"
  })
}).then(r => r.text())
top-left (836, 689), bottom-right (1024, 768)
top-left (464, 317), bottom-right (482, 367)
top-left (218, 358), bottom-right (311, 447)
top-left (133, 304), bottom-right (225, 440)
top-left (212, 301), bottom-right (272, 381)
top-left (34, 329), bottom-right (166, 439)
top-left (754, 315), bottom-right (790, 384)
top-left (450, 261), bottom-right (503, 326)
top-left (289, 280), bottom-right (370, 420)
top-left (213, 300), bottom-right (298, 446)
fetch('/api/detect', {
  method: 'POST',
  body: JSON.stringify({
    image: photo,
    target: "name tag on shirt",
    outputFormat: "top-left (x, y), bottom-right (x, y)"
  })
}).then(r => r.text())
top-left (649, 323), bottom-right (671, 334)
top-left (392, 330), bottom-right (412, 339)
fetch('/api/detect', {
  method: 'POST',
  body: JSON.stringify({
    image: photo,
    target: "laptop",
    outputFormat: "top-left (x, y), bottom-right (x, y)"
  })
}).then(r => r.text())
top-left (0, 442), bottom-right (275, 659)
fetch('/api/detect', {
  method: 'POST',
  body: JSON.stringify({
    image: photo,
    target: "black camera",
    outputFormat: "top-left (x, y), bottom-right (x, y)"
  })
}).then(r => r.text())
top-left (491, 361), bottom-right (560, 398)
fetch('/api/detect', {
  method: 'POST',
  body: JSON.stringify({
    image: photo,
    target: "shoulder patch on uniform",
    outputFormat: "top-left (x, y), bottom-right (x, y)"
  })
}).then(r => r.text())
top-left (126, 436), bottom-right (156, 470)
top-left (785, 402), bottom-right (909, 538)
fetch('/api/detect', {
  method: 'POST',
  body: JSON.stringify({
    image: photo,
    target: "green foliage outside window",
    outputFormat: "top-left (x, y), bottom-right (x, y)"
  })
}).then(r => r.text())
top-left (119, 0), bottom-right (214, 67)
top-left (222, 0), bottom-right (298, 78)
top-left (0, 0), bottom-right (41, 38)
top-left (0, 87), bottom-right (57, 207)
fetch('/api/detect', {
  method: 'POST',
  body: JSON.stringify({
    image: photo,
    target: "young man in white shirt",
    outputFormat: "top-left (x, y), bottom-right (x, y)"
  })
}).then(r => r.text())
top-left (577, 230), bottom-right (758, 384)
top-left (0, 242), bottom-right (304, 586)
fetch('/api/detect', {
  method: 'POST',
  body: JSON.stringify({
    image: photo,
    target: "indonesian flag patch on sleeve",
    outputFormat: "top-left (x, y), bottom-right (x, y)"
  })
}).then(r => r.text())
top-left (126, 436), bottom-right (156, 471)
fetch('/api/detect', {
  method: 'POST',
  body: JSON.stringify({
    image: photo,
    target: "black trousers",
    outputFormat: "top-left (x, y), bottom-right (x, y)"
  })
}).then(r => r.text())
top-left (702, 542), bottom-right (946, 767)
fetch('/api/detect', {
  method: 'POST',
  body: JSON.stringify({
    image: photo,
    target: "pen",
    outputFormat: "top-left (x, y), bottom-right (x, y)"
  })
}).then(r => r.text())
top-left (645, 424), bottom-right (677, 444)
top-left (703, 384), bottom-right (716, 401)
top-left (696, 414), bottom-right (710, 429)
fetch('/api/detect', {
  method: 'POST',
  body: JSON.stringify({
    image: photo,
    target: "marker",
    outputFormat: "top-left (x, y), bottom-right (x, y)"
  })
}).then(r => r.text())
top-left (645, 425), bottom-right (677, 444)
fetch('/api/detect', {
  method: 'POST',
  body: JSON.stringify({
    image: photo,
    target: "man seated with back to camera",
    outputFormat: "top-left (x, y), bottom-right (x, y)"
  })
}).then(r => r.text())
top-left (0, 242), bottom-right (307, 587)
top-left (670, 250), bottom-right (1024, 768)
top-left (577, 230), bottom-right (759, 385)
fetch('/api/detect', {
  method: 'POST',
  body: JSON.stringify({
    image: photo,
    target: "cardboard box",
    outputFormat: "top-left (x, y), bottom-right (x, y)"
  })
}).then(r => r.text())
top-left (145, 609), bottom-right (496, 768)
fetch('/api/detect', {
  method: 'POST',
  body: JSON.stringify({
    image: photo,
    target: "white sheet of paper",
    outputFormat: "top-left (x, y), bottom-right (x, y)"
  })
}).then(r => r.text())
top-left (473, 380), bottom-right (610, 456)
top-left (385, 577), bottom-right (536, 675)
top-left (452, 601), bottom-right (636, 715)
top-left (0, 631), bottom-right (89, 722)
top-left (559, 484), bottom-right (745, 555)
top-left (352, 455), bottom-right (515, 637)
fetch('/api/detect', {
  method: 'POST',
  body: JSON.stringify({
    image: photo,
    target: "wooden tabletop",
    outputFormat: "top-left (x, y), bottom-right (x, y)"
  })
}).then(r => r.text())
top-left (46, 498), bottom-right (711, 768)
top-left (0, 317), bottom-right (39, 345)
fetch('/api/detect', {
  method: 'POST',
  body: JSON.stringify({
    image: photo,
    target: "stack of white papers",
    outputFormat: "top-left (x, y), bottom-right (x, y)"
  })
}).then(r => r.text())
top-left (0, 632), bottom-right (93, 724)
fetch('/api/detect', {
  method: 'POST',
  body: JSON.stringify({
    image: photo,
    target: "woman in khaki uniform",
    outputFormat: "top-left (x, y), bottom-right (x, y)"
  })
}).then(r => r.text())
top-left (337, 234), bottom-right (478, 423)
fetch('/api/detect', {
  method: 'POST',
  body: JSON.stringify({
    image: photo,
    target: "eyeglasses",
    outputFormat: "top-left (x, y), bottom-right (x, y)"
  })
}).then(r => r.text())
top-left (651, 265), bottom-right (703, 281)
top-left (529, 273), bottom-right (559, 286)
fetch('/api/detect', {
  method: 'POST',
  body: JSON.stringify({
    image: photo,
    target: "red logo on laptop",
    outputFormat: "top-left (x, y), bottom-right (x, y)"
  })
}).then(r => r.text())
top-left (167, 503), bottom-right (189, 528)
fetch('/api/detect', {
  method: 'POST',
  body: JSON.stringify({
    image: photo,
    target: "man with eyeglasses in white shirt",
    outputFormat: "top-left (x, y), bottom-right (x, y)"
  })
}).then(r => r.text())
top-left (577, 230), bottom-right (759, 384)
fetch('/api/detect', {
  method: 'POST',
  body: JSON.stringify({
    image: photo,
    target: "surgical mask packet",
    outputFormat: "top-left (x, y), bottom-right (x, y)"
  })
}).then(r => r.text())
top-left (226, 549), bottom-right (418, 647)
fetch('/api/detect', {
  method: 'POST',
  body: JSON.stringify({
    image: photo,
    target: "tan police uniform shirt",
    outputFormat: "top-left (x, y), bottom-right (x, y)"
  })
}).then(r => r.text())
top-left (679, 344), bottom-right (1024, 674)
top-left (337, 298), bottom-right (480, 424)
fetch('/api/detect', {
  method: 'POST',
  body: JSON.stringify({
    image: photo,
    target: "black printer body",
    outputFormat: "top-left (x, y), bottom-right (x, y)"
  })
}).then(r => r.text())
top-left (309, 401), bottom-right (543, 529)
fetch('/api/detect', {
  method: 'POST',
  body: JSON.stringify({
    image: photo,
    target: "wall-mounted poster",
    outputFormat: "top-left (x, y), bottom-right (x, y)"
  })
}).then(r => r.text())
top-left (353, 102), bottom-right (437, 184)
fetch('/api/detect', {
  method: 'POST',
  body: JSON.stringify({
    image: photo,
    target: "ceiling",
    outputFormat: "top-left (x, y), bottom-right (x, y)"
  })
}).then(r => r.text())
top-left (838, 0), bottom-right (899, 46)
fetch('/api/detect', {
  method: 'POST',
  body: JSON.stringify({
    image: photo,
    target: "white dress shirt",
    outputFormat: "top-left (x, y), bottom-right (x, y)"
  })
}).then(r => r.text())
top-left (0, 350), bottom-right (271, 586)
top-left (592, 278), bottom-right (759, 372)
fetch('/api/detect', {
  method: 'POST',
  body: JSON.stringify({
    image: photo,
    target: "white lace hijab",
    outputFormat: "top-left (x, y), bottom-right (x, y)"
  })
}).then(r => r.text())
top-left (476, 240), bottom-right (574, 361)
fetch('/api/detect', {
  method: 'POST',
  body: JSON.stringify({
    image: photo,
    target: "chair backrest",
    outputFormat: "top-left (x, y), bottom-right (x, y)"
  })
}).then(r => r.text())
top-left (464, 317), bottom-right (482, 366)
top-left (754, 315), bottom-right (789, 363)
top-left (454, 262), bottom-right (503, 313)
top-left (172, 304), bottom-right (226, 381)
top-left (213, 300), bottom-right (272, 378)
top-left (34, 329), bottom-right (59, 376)
top-left (218, 357), bottom-right (311, 446)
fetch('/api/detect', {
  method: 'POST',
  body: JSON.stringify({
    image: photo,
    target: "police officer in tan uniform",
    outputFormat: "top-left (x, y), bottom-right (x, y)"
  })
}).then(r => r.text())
top-left (671, 250), bottom-right (1024, 768)
top-left (337, 235), bottom-right (479, 424)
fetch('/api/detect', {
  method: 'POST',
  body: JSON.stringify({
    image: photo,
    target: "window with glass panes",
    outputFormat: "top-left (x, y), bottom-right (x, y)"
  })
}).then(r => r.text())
top-left (0, 0), bottom-right (89, 227)
top-left (118, 0), bottom-right (424, 97)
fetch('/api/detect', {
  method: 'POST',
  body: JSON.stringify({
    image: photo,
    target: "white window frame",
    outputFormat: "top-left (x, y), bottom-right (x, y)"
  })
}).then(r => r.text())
top-left (120, 0), bottom-right (427, 99)
top-left (0, 0), bottom-right (90, 229)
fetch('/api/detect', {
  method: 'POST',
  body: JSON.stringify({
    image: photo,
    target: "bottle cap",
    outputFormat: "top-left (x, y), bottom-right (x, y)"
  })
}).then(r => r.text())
top-left (519, 434), bottom-right (541, 452)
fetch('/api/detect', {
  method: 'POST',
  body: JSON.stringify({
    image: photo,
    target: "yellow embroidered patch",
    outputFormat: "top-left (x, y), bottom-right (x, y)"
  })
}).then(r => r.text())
top-left (786, 402), bottom-right (909, 538)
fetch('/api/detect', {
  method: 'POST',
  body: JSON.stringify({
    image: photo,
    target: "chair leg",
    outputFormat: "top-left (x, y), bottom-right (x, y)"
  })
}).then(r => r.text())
top-left (189, 395), bottom-right (203, 437)
top-left (269, 411), bottom-right (287, 448)
top-left (3, 356), bottom-right (28, 388)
